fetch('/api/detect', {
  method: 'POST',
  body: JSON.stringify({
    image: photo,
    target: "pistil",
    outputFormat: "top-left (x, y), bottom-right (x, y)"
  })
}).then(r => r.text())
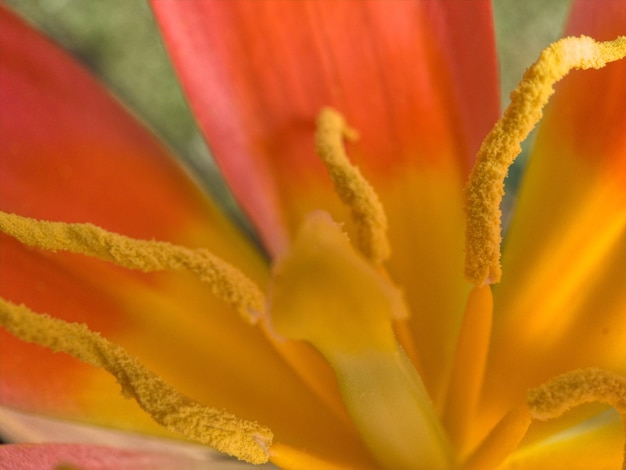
top-left (267, 212), bottom-right (452, 469)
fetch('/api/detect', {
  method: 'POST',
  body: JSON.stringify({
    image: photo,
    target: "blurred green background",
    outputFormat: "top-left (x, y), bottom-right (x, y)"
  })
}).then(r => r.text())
top-left (5, 0), bottom-right (572, 222)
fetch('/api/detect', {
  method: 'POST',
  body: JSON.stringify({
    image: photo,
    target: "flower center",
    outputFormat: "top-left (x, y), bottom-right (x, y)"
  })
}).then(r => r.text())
top-left (1, 34), bottom-right (626, 470)
top-left (266, 211), bottom-right (453, 470)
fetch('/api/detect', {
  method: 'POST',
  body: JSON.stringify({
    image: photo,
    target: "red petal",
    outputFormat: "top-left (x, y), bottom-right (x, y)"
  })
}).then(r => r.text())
top-left (0, 5), bottom-right (225, 243)
top-left (151, 0), bottom-right (499, 254)
top-left (552, 0), bottom-right (626, 177)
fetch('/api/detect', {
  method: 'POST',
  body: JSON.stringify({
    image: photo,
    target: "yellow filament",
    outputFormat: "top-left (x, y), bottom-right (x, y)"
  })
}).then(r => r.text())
top-left (465, 35), bottom-right (626, 285)
top-left (0, 298), bottom-right (272, 464)
top-left (462, 406), bottom-right (531, 470)
top-left (0, 211), bottom-right (264, 323)
top-left (442, 285), bottom-right (493, 452)
top-left (315, 107), bottom-right (390, 264)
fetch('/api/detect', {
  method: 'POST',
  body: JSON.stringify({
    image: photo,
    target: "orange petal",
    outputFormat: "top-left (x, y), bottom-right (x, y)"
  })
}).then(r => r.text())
top-left (0, 7), bottom-right (372, 464)
top-left (482, 0), bottom-right (626, 432)
top-left (151, 0), bottom-right (499, 402)
top-left (150, 0), bottom-right (499, 254)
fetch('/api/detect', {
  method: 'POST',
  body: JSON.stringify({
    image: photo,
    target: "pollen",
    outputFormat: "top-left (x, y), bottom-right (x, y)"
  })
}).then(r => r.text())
top-left (528, 368), bottom-right (626, 420)
top-left (0, 211), bottom-right (264, 323)
top-left (0, 298), bottom-right (273, 464)
top-left (465, 35), bottom-right (626, 285)
top-left (315, 107), bottom-right (390, 264)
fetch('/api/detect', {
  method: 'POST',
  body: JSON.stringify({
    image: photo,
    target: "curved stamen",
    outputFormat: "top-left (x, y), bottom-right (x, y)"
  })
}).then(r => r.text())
top-left (528, 368), bottom-right (626, 419)
top-left (315, 108), bottom-right (390, 264)
top-left (0, 211), bottom-right (264, 323)
top-left (0, 298), bottom-right (273, 464)
top-left (465, 36), bottom-right (626, 285)
top-left (528, 368), bottom-right (626, 468)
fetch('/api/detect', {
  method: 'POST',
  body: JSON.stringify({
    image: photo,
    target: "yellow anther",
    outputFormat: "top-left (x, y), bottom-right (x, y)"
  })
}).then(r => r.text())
top-left (528, 368), bottom-right (626, 420)
top-left (0, 298), bottom-right (273, 464)
top-left (465, 35), bottom-right (626, 285)
top-left (315, 107), bottom-right (390, 264)
top-left (0, 211), bottom-right (264, 323)
top-left (528, 368), bottom-right (626, 468)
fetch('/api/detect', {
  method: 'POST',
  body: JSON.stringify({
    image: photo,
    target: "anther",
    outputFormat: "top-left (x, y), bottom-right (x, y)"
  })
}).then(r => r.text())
top-left (0, 298), bottom-right (273, 464)
top-left (528, 368), bottom-right (626, 420)
top-left (464, 36), bottom-right (626, 285)
top-left (0, 211), bottom-right (264, 323)
top-left (315, 108), bottom-right (390, 264)
top-left (528, 368), bottom-right (626, 468)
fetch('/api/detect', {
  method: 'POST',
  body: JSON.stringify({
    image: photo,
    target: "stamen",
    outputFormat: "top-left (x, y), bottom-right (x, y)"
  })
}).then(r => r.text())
top-left (528, 368), bottom-right (626, 468)
top-left (0, 298), bottom-right (273, 464)
top-left (528, 368), bottom-right (626, 420)
top-left (315, 108), bottom-right (390, 264)
top-left (465, 36), bottom-right (626, 285)
top-left (0, 211), bottom-right (264, 323)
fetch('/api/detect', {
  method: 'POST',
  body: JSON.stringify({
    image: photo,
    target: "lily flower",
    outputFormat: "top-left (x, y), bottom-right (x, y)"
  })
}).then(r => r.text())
top-left (0, 1), bottom-right (625, 469)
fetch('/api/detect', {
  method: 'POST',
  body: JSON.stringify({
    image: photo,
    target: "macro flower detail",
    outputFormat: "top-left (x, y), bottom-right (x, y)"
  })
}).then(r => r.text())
top-left (0, 1), bottom-right (625, 469)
